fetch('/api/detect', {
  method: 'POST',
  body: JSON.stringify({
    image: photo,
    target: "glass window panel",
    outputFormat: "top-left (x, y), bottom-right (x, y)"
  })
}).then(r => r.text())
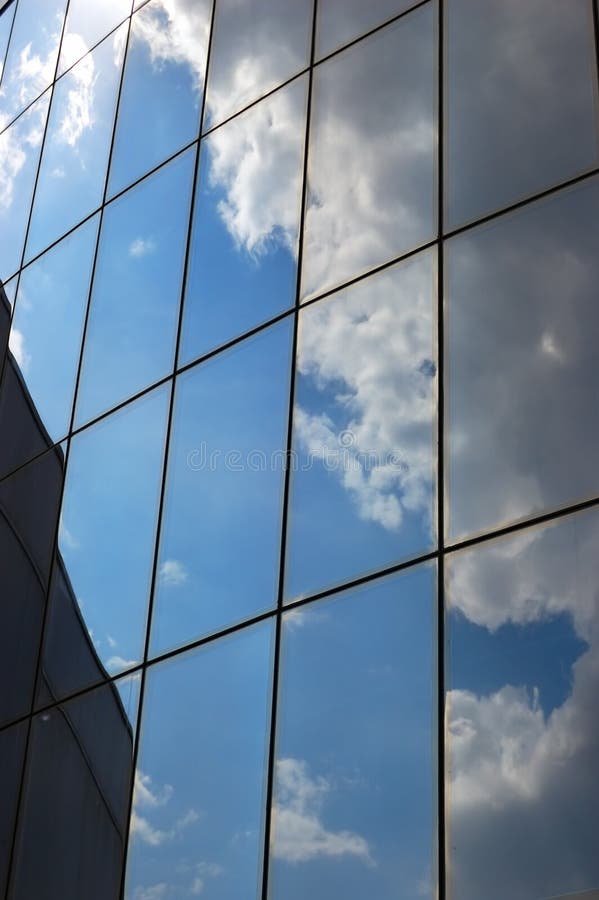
top-left (0, 91), bottom-right (51, 282)
top-left (0, 444), bottom-right (65, 726)
top-left (446, 508), bottom-right (599, 900)
top-left (0, 217), bottom-right (99, 479)
top-left (301, 5), bottom-right (436, 302)
top-left (108, 0), bottom-right (210, 198)
top-left (0, 278), bottom-right (12, 357)
top-left (285, 251), bottom-right (436, 602)
top-left (25, 26), bottom-right (126, 261)
top-left (124, 621), bottom-right (273, 900)
top-left (446, 179), bottom-right (599, 542)
top-left (1, 275), bottom-right (17, 308)
top-left (0, 722), bottom-right (26, 895)
top-left (0, 2), bottom-right (16, 78)
top-left (151, 318), bottom-right (292, 656)
top-left (271, 566), bottom-right (436, 900)
top-left (37, 385), bottom-right (169, 704)
top-left (316, 0), bottom-right (418, 59)
top-left (180, 77), bottom-right (307, 364)
top-left (445, 0), bottom-right (599, 228)
top-left (0, 0), bottom-right (66, 120)
top-left (10, 674), bottom-right (139, 900)
top-left (75, 148), bottom-right (194, 426)
top-left (204, 0), bottom-right (312, 129)
top-left (58, 0), bottom-right (131, 74)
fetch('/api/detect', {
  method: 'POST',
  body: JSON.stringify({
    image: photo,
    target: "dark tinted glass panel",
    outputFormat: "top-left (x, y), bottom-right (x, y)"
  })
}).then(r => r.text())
top-left (204, 0), bottom-right (311, 129)
top-left (0, 0), bottom-right (66, 120)
top-left (180, 77), bottom-right (307, 364)
top-left (124, 621), bottom-right (274, 900)
top-left (58, 0), bottom-right (131, 74)
top-left (0, 91), bottom-right (50, 282)
top-left (9, 674), bottom-right (139, 900)
top-left (25, 27), bottom-right (126, 261)
top-left (0, 217), bottom-right (99, 478)
top-left (75, 148), bottom-right (194, 426)
top-left (316, 0), bottom-right (417, 59)
top-left (0, 2), bottom-right (16, 75)
top-left (0, 723), bottom-right (26, 895)
top-left (301, 5), bottom-right (436, 301)
top-left (271, 566), bottom-right (436, 899)
top-left (446, 179), bottom-right (599, 542)
top-left (286, 251), bottom-right (436, 601)
top-left (445, 0), bottom-right (599, 227)
top-left (446, 508), bottom-right (599, 899)
top-left (151, 319), bottom-right (292, 656)
top-left (108, 0), bottom-right (210, 197)
top-left (38, 385), bottom-right (169, 704)
top-left (1, 275), bottom-right (17, 309)
top-left (0, 445), bottom-right (65, 726)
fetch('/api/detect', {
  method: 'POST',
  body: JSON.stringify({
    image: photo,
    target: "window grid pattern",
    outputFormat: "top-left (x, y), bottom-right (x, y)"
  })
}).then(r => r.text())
top-left (0, 0), bottom-right (598, 898)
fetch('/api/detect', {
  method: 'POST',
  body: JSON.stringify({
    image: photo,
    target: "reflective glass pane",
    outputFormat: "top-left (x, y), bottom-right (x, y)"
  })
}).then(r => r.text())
top-left (0, 91), bottom-right (50, 282)
top-left (446, 508), bottom-right (599, 899)
top-left (0, 217), bottom-right (99, 478)
top-left (108, 0), bottom-right (210, 197)
top-left (286, 251), bottom-right (436, 602)
top-left (26, 26), bottom-right (126, 261)
top-left (0, 0), bottom-right (66, 120)
top-left (316, 0), bottom-right (418, 59)
top-left (10, 674), bottom-right (139, 900)
top-left (180, 77), bottom-right (307, 364)
top-left (125, 621), bottom-right (273, 900)
top-left (0, 278), bottom-right (11, 354)
top-left (38, 385), bottom-right (169, 704)
top-left (271, 566), bottom-right (436, 900)
top-left (0, 2), bottom-right (16, 78)
top-left (0, 722), bottom-right (26, 895)
top-left (446, 179), bottom-right (599, 542)
top-left (0, 445), bottom-right (65, 726)
top-left (445, 0), bottom-right (599, 228)
top-left (58, 0), bottom-right (131, 74)
top-left (301, 4), bottom-right (436, 302)
top-left (204, 0), bottom-right (312, 129)
top-left (76, 148), bottom-right (194, 426)
top-left (151, 319), bottom-right (292, 656)
top-left (1, 275), bottom-right (17, 308)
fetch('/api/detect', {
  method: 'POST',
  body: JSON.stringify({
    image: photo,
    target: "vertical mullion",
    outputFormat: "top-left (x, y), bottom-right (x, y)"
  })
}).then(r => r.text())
top-left (0, 0), bottom-right (18, 94)
top-left (437, 0), bottom-right (446, 898)
top-left (260, 3), bottom-right (318, 899)
top-left (116, 0), bottom-right (219, 895)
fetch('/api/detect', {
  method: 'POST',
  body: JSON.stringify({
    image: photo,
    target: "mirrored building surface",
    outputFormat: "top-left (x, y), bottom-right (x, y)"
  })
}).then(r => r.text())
top-left (0, 0), bottom-right (598, 898)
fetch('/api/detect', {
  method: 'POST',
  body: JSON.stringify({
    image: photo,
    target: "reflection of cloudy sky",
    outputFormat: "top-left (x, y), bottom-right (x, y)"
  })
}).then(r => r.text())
top-left (445, 0), bottom-right (599, 226)
top-left (315, 0), bottom-right (419, 58)
top-left (447, 508), bottom-right (599, 899)
top-left (285, 250), bottom-right (435, 600)
top-left (447, 178), bottom-right (599, 541)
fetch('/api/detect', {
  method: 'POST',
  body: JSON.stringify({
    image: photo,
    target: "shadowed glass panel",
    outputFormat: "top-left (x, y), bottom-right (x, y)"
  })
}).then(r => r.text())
top-left (151, 318), bottom-right (292, 656)
top-left (37, 384), bottom-right (169, 704)
top-left (0, 444), bottom-right (64, 727)
top-left (446, 508), bottom-right (599, 899)
top-left (445, 0), bottom-right (599, 227)
top-left (124, 621), bottom-right (273, 900)
top-left (286, 250), bottom-right (436, 602)
top-left (180, 76), bottom-right (307, 364)
top-left (25, 26), bottom-right (126, 261)
top-left (0, 722), bottom-right (27, 896)
top-left (301, 4), bottom-right (436, 301)
top-left (0, 91), bottom-right (51, 282)
top-left (316, 0), bottom-right (418, 59)
top-left (271, 565), bottom-right (436, 900)
top-left (108, 0), bottom-right (211, 197)
top-left (204, 0), bottom-right (311, 129)
top-left (0, 216), bottom-right (99, 478)
top-left (0, 0), bottom-right (66, 120)
top-left (75, 148), bottom-right (194, 426)
top-left (446, 178), bottom-right (599, 542)
top-left (9, 674), bottom-right (139, 900)
top-left (57, 0), bottom-right (131, 74)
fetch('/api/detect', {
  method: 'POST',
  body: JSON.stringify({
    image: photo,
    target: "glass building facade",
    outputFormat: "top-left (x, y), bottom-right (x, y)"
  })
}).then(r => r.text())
top-left (0, 0), bottom-right (598, 898)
